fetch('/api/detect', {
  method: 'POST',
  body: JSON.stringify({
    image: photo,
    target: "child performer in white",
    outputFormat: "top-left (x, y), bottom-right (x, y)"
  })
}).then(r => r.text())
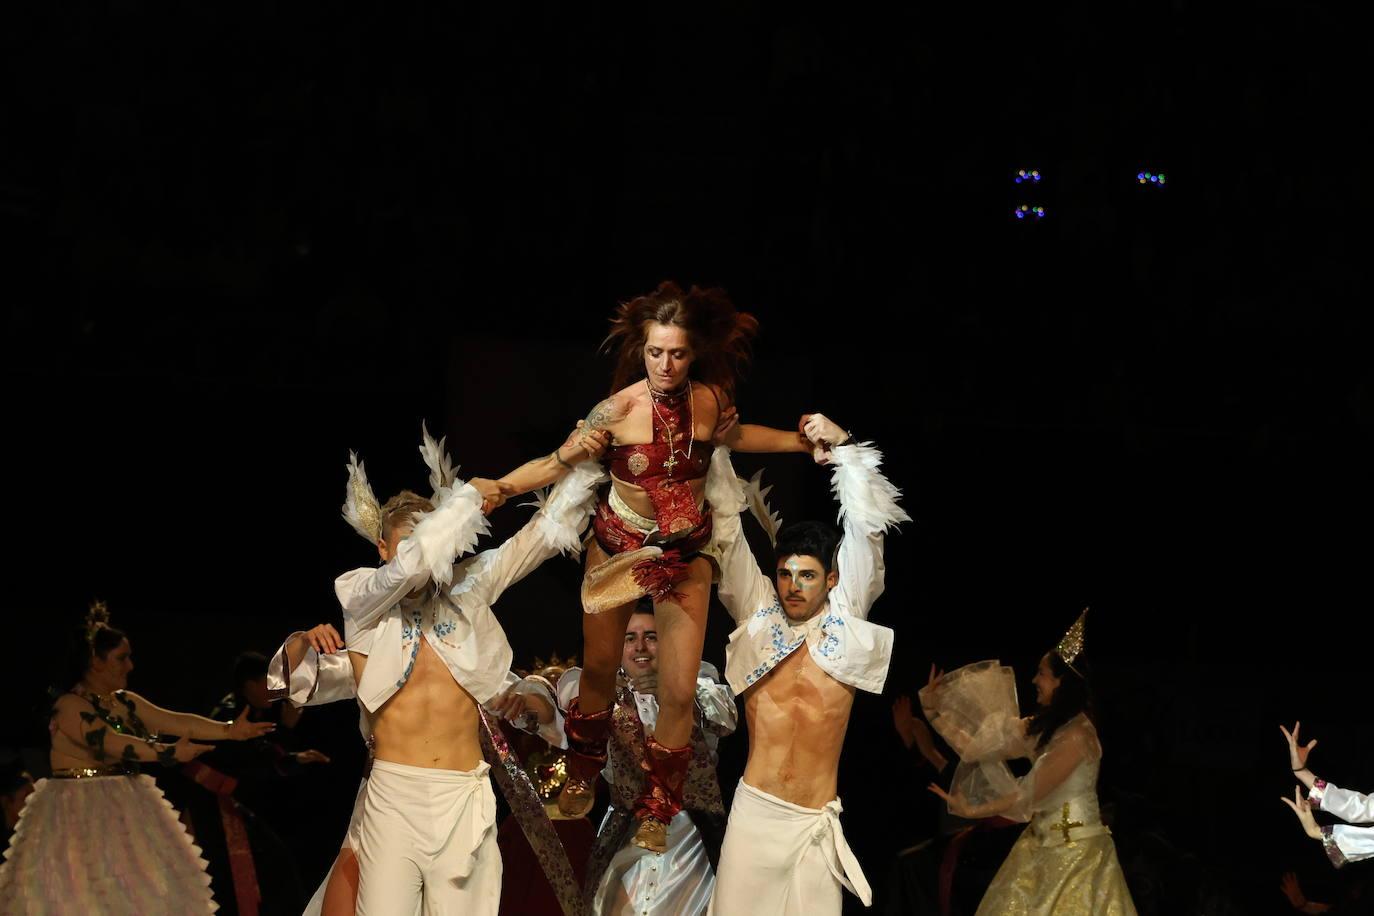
top-left (707, 414), bottom-right (910, 915)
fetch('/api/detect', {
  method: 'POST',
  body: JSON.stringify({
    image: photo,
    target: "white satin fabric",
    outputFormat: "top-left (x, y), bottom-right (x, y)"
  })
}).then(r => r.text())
top-left (708, 780), bottom-right (870, 915)
top-left (590, 808), bottom-right (715, 916)
top-left (1309, 781), bottom-right (1374, 866)
top-left (352, 759), bottom-right (500, 916)
top-left (549, 663), bottom-right (735, 915)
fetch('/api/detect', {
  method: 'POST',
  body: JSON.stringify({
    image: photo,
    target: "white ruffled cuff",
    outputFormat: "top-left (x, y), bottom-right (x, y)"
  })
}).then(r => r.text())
top-left (529, 462), bottom-right (606, 556)
top-left (410, 482), bottom-right (490, 585)
top-left (829, 442), bottom-right (911, 534)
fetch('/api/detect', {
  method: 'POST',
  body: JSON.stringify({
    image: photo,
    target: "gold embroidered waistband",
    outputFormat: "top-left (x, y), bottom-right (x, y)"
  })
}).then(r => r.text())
top-left (51, 766), bottom-right (132, 779)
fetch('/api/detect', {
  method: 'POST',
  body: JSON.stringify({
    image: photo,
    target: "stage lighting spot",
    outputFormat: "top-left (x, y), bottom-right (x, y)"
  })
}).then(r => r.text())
top-left (1014, 168), bottom-right (1042, 185)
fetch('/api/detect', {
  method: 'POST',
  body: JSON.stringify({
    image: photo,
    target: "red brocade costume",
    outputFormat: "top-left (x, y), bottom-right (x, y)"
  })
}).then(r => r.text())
top-left (592, 384), bottom-right (714, 599)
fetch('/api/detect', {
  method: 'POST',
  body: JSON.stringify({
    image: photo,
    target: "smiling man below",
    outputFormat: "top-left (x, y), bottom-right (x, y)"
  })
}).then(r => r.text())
top-left (707, 413), bottom-right (910, 915)
top-left (532, 600), bottom-right (736, 915)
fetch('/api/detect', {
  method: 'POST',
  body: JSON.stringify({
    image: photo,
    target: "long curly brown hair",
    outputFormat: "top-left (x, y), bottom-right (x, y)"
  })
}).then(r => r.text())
top-left (603, 281), bottom-right (759, 402)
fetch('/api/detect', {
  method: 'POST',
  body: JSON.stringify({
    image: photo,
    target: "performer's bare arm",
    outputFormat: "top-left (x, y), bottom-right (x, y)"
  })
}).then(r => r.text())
top-left (495, 420), bottom-right (613, 499)
top-left (487, 685), bottom-right (556, 725)
top-left (720, 422), bottom-right (813, 453)
top-left (51, 694), bottom-right (213, 765)
top-left (928, 726), bottom-right (1090, 819)
top-left (705, 384), bottom-right (813, 454)
top-left (123, 690), bottom-right (277, 742)
top-left (283, 623), bottom-right (347, 671)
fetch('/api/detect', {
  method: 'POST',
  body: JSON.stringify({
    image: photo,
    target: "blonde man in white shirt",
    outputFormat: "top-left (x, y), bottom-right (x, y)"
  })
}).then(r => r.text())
top-left (275, 423), bottom-right (608, 916)
top-left (707, 414), bottom-right (909, 915)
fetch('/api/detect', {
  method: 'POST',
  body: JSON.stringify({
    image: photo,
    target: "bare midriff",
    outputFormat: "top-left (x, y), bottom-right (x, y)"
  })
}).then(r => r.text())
top-left (351, 637), bottom-right (483, 772)
top-left (741, 644), bottom-right (856, 809)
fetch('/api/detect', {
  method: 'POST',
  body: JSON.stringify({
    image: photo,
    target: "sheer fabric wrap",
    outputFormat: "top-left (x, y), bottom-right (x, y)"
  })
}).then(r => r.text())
top-left (920, 660), bottom-right (1033, 820)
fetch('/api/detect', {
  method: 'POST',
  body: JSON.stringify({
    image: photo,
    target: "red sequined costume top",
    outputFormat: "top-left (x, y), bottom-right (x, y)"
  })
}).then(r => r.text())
top-left (593, 384), bottom-right (714, 559)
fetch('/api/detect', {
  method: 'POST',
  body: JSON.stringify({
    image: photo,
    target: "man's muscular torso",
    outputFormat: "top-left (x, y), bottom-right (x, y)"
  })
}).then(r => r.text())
top-left (351, 637), bottom-right (483, 772)
top-left (741, 643), bottom-right (855, 809)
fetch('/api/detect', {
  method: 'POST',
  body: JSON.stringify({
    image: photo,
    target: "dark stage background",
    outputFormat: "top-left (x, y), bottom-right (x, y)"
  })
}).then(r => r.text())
top-left (2, 3), bottom-right (1369, 914)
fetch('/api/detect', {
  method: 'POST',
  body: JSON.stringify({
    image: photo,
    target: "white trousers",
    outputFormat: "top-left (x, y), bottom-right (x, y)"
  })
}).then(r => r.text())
top-left (351, 759), bottom-right (500, 916)
top-left (708, 780), bottom-right (871, 916)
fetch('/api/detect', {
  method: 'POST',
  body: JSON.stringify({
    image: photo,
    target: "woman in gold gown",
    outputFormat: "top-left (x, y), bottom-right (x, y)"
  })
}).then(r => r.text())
top-left (920, 611), bottom-right (1137, 915)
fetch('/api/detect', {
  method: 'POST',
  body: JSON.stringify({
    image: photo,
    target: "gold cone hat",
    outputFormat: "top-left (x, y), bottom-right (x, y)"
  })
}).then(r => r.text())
top-left (1054, 607), bottom-right (1088, 676)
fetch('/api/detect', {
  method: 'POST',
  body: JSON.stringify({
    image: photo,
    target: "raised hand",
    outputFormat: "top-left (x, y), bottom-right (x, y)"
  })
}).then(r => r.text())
top-left (569, 422), bottom-right (612, 462)
top-left (486, 688), bottom-right (529, 723)
top-left (304, 623), bottom-right (345, 655)
top-left (1280, 721), bottom-right (1318, 771)
top-left (227, 717), bottom-right (277, 741)
top-left (927, 663), bottom-right (946, 692)
top-left (1280, 785), bottom-right (1323, 840)
top-left (712, 405), bottom-right (740, 445)
top-left (802, 412), bottom-right (849, 447)
top-left (469, 477), bottom-right (515, 515)
top-left (927, 782), bottom-right (972, 818)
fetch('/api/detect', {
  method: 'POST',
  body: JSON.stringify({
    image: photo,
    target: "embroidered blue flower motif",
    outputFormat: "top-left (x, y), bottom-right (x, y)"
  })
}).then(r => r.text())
top-left (434, 620), bottom-right (456, 638)
top-left (814, 613), bottom-right (844, 658)
top-left (743, 603), bottom-right (806, 686)
top-left (397, 615), bottom-right (422, 687)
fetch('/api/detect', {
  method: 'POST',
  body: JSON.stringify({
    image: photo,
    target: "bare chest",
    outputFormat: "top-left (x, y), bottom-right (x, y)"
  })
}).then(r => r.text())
top-left (746, 646), bottom-right (855, 728)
